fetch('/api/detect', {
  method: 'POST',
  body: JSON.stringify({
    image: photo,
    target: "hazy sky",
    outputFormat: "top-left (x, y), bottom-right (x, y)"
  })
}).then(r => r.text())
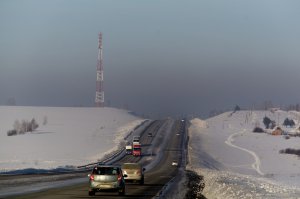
top-left (1, 0), bottom-right (300, 118)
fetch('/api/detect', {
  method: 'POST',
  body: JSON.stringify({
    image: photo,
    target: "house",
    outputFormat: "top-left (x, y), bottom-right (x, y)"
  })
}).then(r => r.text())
top-left (272, 127), bottom-right (283, 136)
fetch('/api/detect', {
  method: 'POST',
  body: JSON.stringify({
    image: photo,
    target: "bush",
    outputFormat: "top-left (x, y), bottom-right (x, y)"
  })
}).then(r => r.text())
top-left (253, 127), bottom-right (264, 133)
top-left (7, 129), bottom-right (17, 136)
top-left (279, 148), bottom-right (300, 156)
top-left (7, 118), bottom-right (39, 136)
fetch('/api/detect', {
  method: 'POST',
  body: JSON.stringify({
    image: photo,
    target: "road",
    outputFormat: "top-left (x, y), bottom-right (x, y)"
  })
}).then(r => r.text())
top-left (5, 119), bottom-right (186, 199)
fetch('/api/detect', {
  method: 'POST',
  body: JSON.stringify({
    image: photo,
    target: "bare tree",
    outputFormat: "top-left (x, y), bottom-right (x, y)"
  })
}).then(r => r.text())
top-left (43, 116), bottom-right (48, 125)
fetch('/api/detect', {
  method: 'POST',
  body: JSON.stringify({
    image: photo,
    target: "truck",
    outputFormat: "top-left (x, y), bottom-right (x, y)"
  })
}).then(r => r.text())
top-left (125, 145), bottom-right (132, 155)
top-left (132, 143), bottom-right (141, 156)
top-left (133, 136), bottom-right (140, 143)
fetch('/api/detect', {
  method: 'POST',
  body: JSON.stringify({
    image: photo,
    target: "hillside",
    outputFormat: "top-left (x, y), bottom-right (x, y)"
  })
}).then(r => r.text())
top-left (188, 110), bottom-right (300, 198)
top-left (0, 106), bottom-right (144, 172)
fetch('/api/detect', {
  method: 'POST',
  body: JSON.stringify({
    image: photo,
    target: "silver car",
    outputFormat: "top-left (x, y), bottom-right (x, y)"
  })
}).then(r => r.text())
top-left (121, 163), bottom-right (145, 185)
top-left (88, 165), bottom-right (127, 196)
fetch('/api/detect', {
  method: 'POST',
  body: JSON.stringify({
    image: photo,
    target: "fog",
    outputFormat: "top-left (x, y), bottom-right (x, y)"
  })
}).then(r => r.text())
top-left (1, 0), bottom-right (300, 118)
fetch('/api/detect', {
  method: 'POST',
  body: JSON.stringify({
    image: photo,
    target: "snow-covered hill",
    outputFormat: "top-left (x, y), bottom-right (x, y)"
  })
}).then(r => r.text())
top-left (0, 106), bottom-right (144, 172)
top-left (188, 110), bottom-right (300, 198)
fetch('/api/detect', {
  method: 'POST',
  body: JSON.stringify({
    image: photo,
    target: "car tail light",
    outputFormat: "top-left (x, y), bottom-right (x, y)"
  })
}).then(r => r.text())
top-left (90, 175), bottom-right (95, 181)
top-left (118, 174), bottom-right (122, 181)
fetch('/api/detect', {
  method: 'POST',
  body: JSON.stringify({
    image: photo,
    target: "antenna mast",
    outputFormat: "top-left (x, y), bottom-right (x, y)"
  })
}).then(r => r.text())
top-left (95, 32), bottom-right (104, 107)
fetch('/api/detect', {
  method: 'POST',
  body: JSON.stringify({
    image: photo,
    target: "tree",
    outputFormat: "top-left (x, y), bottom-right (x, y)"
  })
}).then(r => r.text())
top-left (13, 120), bottom-right (21, 133)
top-left (270, 120), bottom-right (276, 129)
top-left (283, 118), bottom-right (295, 127)
top-left (43, 116), bottom-right (48, 125)
top-left (290, 119), bottom-right (295, 127)
top-left (263, 116), bottom-right (272, 129)
top-left (20, 120), bottom-right (28, 134)
top-left (30, 118), bottom-right (39, 131)
top-left (234, 105), bottom-right (241, 112)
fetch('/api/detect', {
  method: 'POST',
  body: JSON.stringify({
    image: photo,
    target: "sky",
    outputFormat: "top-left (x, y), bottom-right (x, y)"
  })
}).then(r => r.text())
top-left (1, 0), bottom-right (300, 118)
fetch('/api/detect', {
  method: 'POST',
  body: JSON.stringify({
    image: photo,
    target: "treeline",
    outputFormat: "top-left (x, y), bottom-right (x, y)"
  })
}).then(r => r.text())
top-left (7, 118), bottom-right (39, 136)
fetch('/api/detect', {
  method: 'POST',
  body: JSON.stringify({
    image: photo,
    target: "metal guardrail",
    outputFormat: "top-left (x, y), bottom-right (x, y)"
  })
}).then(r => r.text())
top-left (154, 176), bottom-right (176, 198)
top-left (77, 120), bottom-right (151, 170)
top-left (77, 147), bottom-right (125, 169)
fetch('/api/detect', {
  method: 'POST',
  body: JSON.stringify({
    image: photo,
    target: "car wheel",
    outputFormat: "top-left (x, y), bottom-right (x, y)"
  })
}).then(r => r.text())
top-left (88, 190), bottom-right (95, 196)
top-left (118, 187), bottom-right (125, 196)
top-left (140, 177), bottom-right (144, 185)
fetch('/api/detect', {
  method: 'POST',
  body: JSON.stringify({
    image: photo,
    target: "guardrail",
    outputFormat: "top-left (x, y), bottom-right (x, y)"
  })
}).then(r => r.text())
top-left (77, 147), bottom-right (126, 170)
top-left (77, 120), bottom-right (151, 170)
top-left (154, 176), bottom-right (176, 198)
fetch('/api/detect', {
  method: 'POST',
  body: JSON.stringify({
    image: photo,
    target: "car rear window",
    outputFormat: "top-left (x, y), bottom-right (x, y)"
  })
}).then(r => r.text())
top-left (122, 164), bottom-right (141, 169)
top-left (92, 167), bottom-right (120, 175)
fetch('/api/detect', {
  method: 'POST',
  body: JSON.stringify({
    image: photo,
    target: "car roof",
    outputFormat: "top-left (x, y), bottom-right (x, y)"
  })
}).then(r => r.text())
top-left (96, 164), bottom-right (121, 168)
top-left (123, 162), bottom-right (140, 165)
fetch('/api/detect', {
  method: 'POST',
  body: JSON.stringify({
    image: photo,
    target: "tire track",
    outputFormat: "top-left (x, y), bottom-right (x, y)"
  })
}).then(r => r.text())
top-left (225, 130), bottom-right (264, 176)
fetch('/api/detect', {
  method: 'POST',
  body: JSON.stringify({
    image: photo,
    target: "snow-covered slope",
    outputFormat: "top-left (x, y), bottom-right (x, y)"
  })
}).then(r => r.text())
top-left (0, 106), bottom-right (144, 172)
top-left (188, 110), bottom-right (300, 198)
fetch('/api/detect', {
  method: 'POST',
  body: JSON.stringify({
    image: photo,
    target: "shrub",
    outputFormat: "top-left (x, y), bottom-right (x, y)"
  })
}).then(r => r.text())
top-left (7, 118), bottom-right (39, 136)
top-left (280, 148), bottom-right (300, 156)
top-left (7, 129), bottom-right (17, 136)
top-left (253, 127), bottom-right (264, 133)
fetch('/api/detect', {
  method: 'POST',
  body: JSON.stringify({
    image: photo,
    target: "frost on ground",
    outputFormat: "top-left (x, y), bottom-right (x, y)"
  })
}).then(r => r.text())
top-left (188, 111), bottom-right (300, 198)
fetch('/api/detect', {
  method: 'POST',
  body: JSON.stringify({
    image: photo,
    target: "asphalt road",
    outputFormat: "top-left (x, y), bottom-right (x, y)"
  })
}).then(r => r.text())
top-left (4, 119), bottom-right (186, 199)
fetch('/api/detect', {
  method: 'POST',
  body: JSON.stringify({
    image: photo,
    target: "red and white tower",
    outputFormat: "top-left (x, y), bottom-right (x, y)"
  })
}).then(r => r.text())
top-left (95, 32), bottom-right (104, 107)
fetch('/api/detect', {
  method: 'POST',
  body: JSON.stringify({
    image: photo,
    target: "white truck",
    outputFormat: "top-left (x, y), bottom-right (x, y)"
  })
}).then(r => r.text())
top-left (125, 145), bottom-right (132, 155)
top-left (133, 136), bottom-right (140, 143)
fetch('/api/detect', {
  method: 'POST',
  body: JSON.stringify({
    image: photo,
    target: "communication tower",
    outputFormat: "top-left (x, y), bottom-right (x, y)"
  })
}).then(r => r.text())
top-left (95, 32), bottom-right (104, 107)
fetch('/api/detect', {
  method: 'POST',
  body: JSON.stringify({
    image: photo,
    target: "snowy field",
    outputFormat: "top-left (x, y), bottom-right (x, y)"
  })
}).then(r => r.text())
top-left (0, 106), bottom-right (144, 173)
top-left (188, 110), bottom-right (300, 198)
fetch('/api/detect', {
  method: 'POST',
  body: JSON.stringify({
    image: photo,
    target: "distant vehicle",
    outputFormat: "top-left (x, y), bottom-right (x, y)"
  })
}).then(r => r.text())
top-left (121, 163), bottom-right (145, 185)
top-left (132, 143), bottom-right (142, 156)
top-left (88, 165), bottom-right (127, 196)
top-left (133, 136), bottom-right (140, 143)
top-left (147, 132), bottom-right (153, 137)
top-left (172, 161), bottom-right (178, 166)
top-left (125, 145), bottom-right (132, 155)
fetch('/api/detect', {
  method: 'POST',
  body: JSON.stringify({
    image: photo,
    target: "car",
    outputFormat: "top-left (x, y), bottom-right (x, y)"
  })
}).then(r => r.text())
top-left (88, 165), bottom-right (127, 196)
top-left (172, 161), bottom-right (178, 166)
top-left (121, 163), bottom-right (145, 185)
top-left (147, 132), bottom-right (153, 137)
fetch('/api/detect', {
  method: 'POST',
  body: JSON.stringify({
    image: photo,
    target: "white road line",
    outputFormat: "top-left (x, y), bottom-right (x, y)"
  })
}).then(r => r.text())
top-left (225, 130), bottom-right (264, 176)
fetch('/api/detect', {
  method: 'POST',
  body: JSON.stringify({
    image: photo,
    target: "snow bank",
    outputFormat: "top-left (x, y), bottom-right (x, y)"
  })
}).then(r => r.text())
top-left (0, 106), bottom-right (144, 172)
top-left (190, 118), bottom-right (208, 129)
top-left (193, 168), bottom-right (300, 199)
